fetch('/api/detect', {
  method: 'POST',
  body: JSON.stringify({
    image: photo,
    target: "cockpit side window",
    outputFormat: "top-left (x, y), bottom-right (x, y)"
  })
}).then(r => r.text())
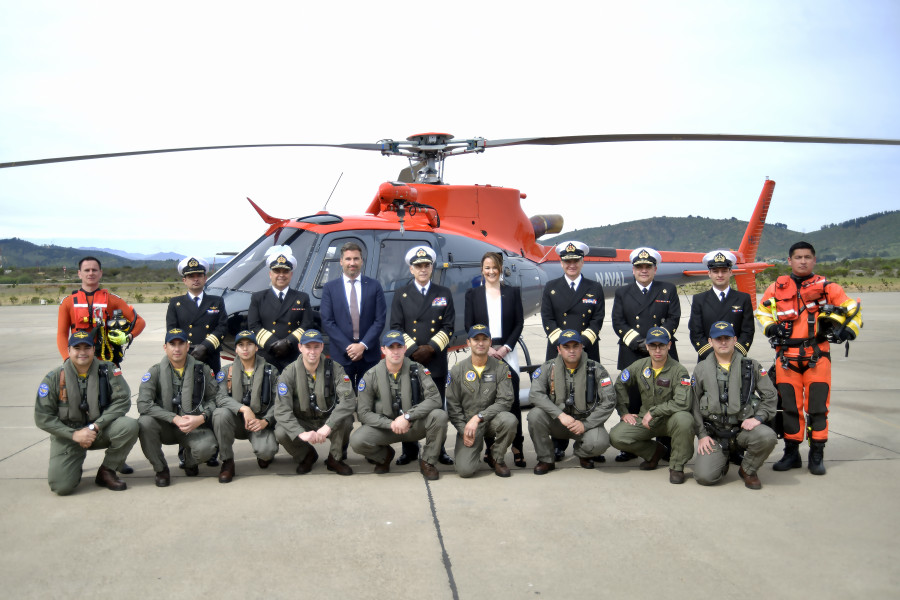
top-left (311, 237), bottom-right (367, 298)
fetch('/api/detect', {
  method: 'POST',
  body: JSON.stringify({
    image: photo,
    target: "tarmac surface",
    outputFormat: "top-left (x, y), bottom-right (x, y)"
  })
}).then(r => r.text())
top-left (1, 292), bottom-right (898, 599)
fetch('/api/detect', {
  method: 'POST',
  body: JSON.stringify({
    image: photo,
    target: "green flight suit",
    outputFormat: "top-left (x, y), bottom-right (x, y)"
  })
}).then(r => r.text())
top-left (274, 357), bottom-right (356, 463)
top-left (137, 355), bottom-right (219, 472)
top-left (446, 355), bottom-right (517, 477)
top-left (527, 353), bottom-right (616, 464)
top-left (610, 356), bottom-right (694, 471)
top-left (349, 358), bottom-right (448, 466)
top-left (34, 359), bottom-right (138, 495)
top-left (213, 356), bottom-right (280, 462)
top-left (691, 352), bottom-right (777, 484)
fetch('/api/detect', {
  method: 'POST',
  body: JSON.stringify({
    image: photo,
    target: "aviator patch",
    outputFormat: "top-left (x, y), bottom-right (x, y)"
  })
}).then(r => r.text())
top-left (466, 371), bottom-right (477, 382)
top-left (216, 371), bottom-right (226, 382)
top-left (532, 367), bottom-right (542, 380)
top-left (141, 372), bottom-right (151, 383)
top-left (358, 380), bottom-right (366, 392)
top-left (38, 383), bottom-right (49, 397)
top-left (620, 369), bottom-right (630, 382)
top-left (277, 382), bottom-right (289, 396)
top-left (643, 367), bottom-right (652, 378)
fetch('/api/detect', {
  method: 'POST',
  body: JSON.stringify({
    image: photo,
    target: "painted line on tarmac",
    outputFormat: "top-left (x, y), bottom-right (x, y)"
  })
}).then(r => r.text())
top-left (830, 430), bottom-right (900, 455)
top-left (0, 436), bottom-right (47, 463)
top-left (423, 477), bottom-right (459, 600)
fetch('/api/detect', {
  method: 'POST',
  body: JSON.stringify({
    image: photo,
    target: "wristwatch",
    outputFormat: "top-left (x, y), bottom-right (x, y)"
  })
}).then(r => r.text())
top-left (477, 413), bottom-right (485, 422)
top-left (403, 413), bottom-right (411, 421)
top-left (88, 423), bottom-right (96, 431)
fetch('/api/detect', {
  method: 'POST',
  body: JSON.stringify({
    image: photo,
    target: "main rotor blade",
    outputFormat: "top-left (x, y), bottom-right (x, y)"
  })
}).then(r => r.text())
top-left (0, 142), bottom-right (385, 169)
top-left (484, 133), bottom-right (900, 148)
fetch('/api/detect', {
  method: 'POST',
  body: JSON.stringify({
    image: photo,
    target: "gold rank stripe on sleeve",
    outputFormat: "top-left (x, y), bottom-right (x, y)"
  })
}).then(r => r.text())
top-left (205, 334), bottom-right (221, 349)
top-left (403, 333), bottom-right (416, 348)
top-left (697, 342), bottom-right (711, 356)
top-left (735, 342), bottom-right (748, 356)
top-left (290, 328), bottom-right (305, 342)
top-left (547, 328), bottom-right (561, 344)
top-left (581, 329), bottom-right (597, 344)
top-left (431, 331), bottom-right (450, 351)
top-left (256, 330), bottom-right (273, 347)
top-left (622, 329), bottom-right (641, 346)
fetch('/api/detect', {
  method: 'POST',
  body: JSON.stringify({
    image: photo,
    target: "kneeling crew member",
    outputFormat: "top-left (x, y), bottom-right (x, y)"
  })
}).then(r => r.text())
top-left (349, 330), bottom-right (449, 480)
top-left (756, 241), bottom-right (862, 476)
top-left (137, 328), bottom-right (219, 487)
top-left (691, 322), bottom-right (777, 490)
top-left (34, 331), bottom-right (139, 495)
top-left (446, 325), bottom-right (518, 478)
top-left (527, 329), bottom-right (616, 475)
top-left (610, 327), bottom-right (694, 484)
top-left (274, 329), bottom-right (356, 476)
top-left (212, 330), bottom-right (280, 483)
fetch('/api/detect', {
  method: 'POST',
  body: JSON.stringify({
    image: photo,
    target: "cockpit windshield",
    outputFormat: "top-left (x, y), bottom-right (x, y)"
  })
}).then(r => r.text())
top-left (207, 229), bottom-right (315, 292)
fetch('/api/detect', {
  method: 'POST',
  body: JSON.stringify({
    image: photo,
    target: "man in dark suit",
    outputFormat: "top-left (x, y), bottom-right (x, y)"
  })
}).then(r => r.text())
top-left (390, 245), bottom-right (454, 466)
top-left (166, 256), bottom-right (228, 373)
top-left (688, 250), bottom-right (754, 360)
top-left (540, 240), bottom-right (605, 461)
top-left (320, 242), bottom-right (386, 391)
top-left (247, 247), bottom-right (314, 372)
top-left (611, 246), bottom-right (681, 461)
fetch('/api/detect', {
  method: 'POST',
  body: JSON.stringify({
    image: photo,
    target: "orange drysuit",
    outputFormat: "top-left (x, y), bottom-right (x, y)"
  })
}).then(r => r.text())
top-left (756, 274), bottom-right (861, 442)
top-left (57, 288), bottom-right (146, 360)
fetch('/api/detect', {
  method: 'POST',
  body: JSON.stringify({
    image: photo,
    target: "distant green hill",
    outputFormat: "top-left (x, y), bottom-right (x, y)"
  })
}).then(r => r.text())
top-left (546, 210), bottom-right (900, 260)
top-left (0, 238), bottom-right (177, 269)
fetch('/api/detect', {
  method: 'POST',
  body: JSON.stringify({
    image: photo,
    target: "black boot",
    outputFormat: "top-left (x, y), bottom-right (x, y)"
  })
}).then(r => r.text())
top-left (808, 441), bottom-right (827, 475)
top-left (773, 440), bottom-right (802, 471)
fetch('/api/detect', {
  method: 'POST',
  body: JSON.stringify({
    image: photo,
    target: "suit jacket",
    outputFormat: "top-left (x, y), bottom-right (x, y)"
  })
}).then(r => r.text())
top-left (166, 293), bottom-right (227, 371)
top-left (464, 284), bottom-right (523, 350)
top-left (687, 287), bottom-right (754, 360)
top-left (320, 275), bottom-right (387, 367)
top-left (390, 281), bottom-right (455, 382)
top-left (611, 281), bottom-right (680, 369)
top-left (247, 288), bottom-right (313, 370)
top-left (540, 276), bottom-right (605, 361)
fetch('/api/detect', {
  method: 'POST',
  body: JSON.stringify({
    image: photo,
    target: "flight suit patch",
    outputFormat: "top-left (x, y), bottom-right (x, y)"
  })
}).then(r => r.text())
top-left (620, 369), bottom-right (630, 382)
top-left (483, 373), bottom-right (495, 382)
top-left (38, 383), bottom-right (49, 397)
top-left (532, 367), bottom-right (542, 379)
top-left (358, 380), bottom-right (366, 392)
top-left (141, 372), bottom-right (151, 382)
top-left (643, 368), bottom-right (652, 378)
top-left (657, 378), bottom-right (671, 388)
top-left (216, 371), bottom-right (226, 382)
top-left (277, 382), bottom-right (289, 396)
top-left (600, 377), bottom-right (611, 387)
top-left (466, 371), bottom-right (476, 382)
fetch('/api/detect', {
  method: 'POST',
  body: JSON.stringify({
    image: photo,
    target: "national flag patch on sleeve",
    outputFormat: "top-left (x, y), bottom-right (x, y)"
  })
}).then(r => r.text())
top-left (680, 377), bottom-right (692, 386)
top-left (112, 368), bottom-right (122, 377)
top-left (343, 375), bottom-right (351, 383)
top-left (600, 377), bottom-right (612, 387)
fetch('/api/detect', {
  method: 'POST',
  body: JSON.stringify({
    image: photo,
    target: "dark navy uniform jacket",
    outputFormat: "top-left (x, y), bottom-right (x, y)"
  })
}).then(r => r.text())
top-left (166, 293), bottom-right (228, 372)
top-left (687, 287), bottom-right (754, 360)
top-left (540, 276), bottom-right (605, 362)
top-left (611, 281), bottom-right (680, 370)
top-left (247, 288), bottom-right (313, 371)
top-left (390, 282), bottom-right (455, 386)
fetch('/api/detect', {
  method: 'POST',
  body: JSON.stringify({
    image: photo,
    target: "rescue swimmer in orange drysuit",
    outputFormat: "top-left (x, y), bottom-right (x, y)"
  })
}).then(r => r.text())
top-left (56, 256), bottom-right (146, 366)
top-left (756, 241), bottom-right (861, 475)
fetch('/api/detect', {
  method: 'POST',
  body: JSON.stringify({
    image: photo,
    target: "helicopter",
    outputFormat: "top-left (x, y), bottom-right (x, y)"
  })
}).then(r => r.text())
top-left (3, 132), bottom-right (899, 366)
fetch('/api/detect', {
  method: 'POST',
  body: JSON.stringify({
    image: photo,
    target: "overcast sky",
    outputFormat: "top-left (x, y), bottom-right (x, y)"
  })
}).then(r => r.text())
top-left (1, 1), bottom-right (898, 258)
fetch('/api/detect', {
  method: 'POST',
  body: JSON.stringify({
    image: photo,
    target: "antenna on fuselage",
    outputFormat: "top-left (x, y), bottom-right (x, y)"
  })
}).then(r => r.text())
top-left (323, 172), bottom-right (343, 211)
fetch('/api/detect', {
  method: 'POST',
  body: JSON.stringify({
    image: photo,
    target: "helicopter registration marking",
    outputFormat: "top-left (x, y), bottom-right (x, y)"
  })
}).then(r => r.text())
top-left (592, 272), bottom-right (627, 287)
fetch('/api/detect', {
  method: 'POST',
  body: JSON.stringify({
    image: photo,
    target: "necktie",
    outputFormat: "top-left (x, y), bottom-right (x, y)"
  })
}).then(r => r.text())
top-left (278, 291), bottom-right (284, 302)
top-left (421, 287), bottom-right (427, 296)
top-left (570, 282), bottom-right (575, 291)
top-left (642, 287), bottom-right (647, 295)
top-left (194, 296), bottom-right (200, 307)
top-left (349, 279), bottom-right (360, 340)
top-left (719, 291), bottom-right (726, 302)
